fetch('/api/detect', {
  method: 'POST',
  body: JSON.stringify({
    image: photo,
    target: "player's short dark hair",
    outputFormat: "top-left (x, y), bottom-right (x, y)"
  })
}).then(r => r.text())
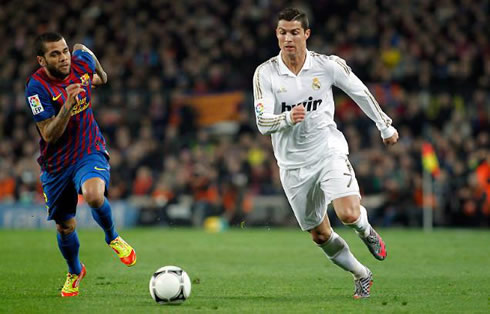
top-left (277, 8), bottom-right (309, 30)
top-left (35, 32), bottom-right (64, 56)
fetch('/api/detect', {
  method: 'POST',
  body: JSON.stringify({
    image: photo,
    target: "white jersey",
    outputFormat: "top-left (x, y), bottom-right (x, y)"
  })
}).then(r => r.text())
top-left (253, 50), bottom-right (396, 169)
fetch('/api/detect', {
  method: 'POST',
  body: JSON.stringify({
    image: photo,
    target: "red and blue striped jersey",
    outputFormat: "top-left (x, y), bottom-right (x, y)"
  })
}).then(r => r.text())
top-left (25, 50), bottom-right (107, 173)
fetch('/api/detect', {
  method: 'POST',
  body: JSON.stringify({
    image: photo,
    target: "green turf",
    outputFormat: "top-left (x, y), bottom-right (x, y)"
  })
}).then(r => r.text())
top-left (0, 228), bottom-right (489, 313)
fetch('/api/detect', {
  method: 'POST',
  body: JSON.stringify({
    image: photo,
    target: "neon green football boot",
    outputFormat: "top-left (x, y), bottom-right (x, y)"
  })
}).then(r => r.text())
top-left (109, 236), bottom-right (137, 266)
top-left (61, 263), bottom-right (86, 297)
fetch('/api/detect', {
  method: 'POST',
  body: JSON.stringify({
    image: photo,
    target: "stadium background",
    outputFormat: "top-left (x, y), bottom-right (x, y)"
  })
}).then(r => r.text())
top-left (0, 0), bottom-right (488, 229)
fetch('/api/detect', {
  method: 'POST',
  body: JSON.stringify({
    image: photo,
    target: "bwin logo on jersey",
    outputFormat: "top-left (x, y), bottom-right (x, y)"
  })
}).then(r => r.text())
top-left (281, 97), bottom-right (323, 112)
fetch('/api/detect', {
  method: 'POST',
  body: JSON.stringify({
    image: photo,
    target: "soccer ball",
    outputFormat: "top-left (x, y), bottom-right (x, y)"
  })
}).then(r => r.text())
top-left (149, 265), bottom-right (191, 304)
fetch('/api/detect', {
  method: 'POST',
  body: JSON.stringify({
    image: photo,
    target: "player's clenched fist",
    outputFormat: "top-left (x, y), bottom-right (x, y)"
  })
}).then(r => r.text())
top-left (65, 84), bottom-right (84, 108)
top-left (383, 130), bottom-right (399, 146)
top-left (290, 105), bottom-right (306, 124)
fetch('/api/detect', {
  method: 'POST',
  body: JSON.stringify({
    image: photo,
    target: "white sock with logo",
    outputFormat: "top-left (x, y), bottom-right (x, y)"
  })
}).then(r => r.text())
top-left (318, 231), bottom-right (368, 279)
top-left (344, 206), bottom-right (371, 238)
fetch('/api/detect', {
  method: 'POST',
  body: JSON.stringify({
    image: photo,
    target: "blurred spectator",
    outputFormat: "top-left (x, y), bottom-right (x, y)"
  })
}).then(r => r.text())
top-left (132, 166), bottom-right (154, 196)
top-left (0, 161), bottom-right (16, 202)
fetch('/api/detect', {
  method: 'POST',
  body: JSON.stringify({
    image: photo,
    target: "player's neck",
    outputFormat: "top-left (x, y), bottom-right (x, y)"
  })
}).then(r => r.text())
top-left (281, 50), bottom-right (307, 75)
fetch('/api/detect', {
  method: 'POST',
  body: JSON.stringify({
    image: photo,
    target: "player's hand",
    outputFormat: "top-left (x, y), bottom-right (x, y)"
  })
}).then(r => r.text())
top-left (290, 105), bottom-right (306, 124)
top-left (65, 84), bottom-right (84, 108)
top-left (383, 130), bottom-right (399, 146)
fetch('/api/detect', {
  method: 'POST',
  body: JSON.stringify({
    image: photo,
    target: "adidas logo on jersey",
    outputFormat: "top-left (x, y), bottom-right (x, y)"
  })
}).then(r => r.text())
top-left (281, 97), bottom-right (323, 112)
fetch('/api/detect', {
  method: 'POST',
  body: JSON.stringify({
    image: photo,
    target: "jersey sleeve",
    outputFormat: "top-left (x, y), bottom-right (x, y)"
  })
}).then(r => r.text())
top-left (73, 49), bottom-right (96, 74)
top-left (25, 79), bottom-right (56, 122)
top-left (253, 64), bottom-right (293, 135)
top-left (328, 56), bottom-right (396, 139)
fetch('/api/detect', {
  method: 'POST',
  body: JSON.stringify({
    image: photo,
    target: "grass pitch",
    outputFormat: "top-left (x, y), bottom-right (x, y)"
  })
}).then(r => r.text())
top-left (0, 227), bottom-right (488, 313)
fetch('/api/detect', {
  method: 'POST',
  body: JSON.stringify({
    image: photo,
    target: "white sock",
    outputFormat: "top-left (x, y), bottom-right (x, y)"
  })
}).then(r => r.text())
top-left (318, 231), bottom-right (368, 279)
top-left (344, 206), bottom-right (371, 238)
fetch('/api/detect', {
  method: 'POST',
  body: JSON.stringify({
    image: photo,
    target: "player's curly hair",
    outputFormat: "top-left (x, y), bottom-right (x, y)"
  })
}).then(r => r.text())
top-left (277, 8), bottom-right (309, 30)
top-left (35, 32), bottom-right (64, 56)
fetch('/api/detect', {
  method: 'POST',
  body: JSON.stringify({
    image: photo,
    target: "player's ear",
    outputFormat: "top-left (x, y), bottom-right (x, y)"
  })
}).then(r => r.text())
top-left (305, 29), bottom-right (311, 40)
top-left (37, 56), bottom-right (46, 67)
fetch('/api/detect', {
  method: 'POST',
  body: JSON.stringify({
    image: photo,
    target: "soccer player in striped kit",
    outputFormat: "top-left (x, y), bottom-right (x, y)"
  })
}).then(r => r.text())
top-left (25, 32), bottom-right (136, 297)
top-left (253, 8), bottom-right (399, 298)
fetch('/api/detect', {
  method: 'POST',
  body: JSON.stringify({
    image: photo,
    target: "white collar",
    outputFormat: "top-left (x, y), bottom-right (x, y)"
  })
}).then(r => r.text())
top-left (277, 49), bottom-right (311, 76)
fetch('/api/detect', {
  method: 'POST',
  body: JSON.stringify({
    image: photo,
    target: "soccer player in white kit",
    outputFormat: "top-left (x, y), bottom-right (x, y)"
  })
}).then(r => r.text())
top-left (253, 8), bottom-right (399, 299)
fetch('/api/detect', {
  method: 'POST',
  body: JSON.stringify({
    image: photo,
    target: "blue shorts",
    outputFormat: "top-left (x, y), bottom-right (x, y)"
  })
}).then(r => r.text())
top-left (40, 152), bottom-right (110, 222)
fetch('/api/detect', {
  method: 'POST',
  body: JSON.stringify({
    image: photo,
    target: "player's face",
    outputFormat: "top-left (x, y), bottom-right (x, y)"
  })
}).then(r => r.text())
top-left (38, 39), bottom-right (71, 79)
top-left (276, 20), bottom-right (310, 57)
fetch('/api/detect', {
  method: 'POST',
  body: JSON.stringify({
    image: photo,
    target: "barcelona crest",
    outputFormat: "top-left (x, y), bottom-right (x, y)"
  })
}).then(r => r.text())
top-left (80, 73), bottom-right (90, 86)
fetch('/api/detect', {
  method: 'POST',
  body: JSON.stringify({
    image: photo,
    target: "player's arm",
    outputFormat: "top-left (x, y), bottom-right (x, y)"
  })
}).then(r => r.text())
top-left (36, 84), bottom-right (84, 143)
top-left (73, 43), bottom-right (107, 84)
top-left (91, 74), bottom-right (103, 86)
top-left (329, 56), bottom-right (398, 145)
top-left (253, 66), bottom-right (304, 135)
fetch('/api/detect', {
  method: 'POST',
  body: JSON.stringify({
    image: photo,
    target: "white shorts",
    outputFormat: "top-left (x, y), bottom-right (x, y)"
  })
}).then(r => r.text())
top-left (279, 154), bottom-right (361, 231)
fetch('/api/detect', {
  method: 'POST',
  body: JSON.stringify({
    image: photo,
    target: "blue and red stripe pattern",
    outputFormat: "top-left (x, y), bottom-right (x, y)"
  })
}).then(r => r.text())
top-left (25, 50), bottom-right (107, 173)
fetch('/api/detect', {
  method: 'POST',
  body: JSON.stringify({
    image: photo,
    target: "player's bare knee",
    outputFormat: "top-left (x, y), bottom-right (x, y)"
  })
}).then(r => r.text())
top-left (84, 191), bottom-right (104, 208)
top-left (311, 229), bottom-right (332, 245)
top-left (82, 178), bottom-right (106, 208)
top-left (312, 234), bottom-right (327, 245)
top-left (338, 205), bottom-right (360, 224)
top-left (56, 221), bottom-right (76, 235)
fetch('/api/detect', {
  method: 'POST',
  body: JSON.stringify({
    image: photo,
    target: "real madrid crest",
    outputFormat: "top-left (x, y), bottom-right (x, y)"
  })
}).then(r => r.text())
top-left (312, 77), bottom-right (321, 90)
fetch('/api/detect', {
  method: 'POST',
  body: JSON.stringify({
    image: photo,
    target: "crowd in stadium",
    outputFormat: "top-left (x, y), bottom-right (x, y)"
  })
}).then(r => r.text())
top-left (0, 0), bottom-right (488, 227)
